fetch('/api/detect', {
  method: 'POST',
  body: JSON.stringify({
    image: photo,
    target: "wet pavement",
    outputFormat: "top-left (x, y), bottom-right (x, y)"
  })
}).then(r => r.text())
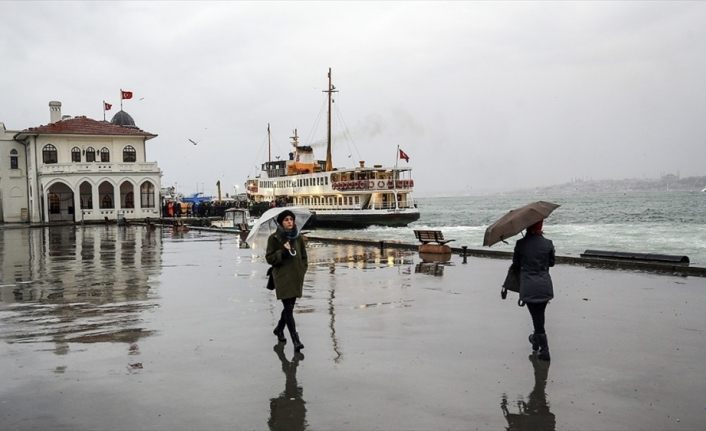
top-left (1, 225), bottom-right (705, 430)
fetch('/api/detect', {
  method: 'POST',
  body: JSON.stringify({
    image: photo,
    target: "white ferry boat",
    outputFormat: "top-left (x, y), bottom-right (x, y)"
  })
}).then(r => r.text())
top-left (245, 70), bottom-right (420, 228)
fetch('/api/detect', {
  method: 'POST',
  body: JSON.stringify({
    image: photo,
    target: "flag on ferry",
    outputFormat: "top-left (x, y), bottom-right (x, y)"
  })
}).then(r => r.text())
top-left (103, 101), bottom-right (112, 111)
top-left (399, 148), bottom-right (410, 162)
top-left (121, 90), bottom-right (133, 100)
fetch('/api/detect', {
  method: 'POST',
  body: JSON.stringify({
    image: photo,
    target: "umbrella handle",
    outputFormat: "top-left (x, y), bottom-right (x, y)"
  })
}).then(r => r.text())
top-left (288, 249), bottom-right (297, 257)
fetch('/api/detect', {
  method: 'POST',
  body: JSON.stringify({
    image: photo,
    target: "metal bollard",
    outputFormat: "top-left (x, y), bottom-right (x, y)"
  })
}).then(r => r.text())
top-left (461, 246), bottom-right (468, 264)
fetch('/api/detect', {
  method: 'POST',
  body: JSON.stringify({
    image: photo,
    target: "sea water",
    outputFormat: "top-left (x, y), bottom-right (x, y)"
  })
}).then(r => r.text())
top-left (310, 190), bottom-right (706, 267)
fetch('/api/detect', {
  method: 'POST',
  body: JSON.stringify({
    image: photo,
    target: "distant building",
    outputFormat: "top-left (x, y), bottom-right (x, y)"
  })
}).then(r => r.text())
top-left (0, 101), bottom-right (162, 223)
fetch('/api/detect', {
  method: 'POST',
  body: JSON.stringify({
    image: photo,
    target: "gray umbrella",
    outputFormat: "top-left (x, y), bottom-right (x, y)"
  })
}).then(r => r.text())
top-left (245, 206), bottom-right (312, 252)
top-left (483, 201), bottom-right (560, 247)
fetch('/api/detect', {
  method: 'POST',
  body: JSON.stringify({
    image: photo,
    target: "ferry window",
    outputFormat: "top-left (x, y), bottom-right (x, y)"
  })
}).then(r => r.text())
top-left (42, 144), bottom-right (58, 164)
top-left (325, 178), bottom-right (328, 185)
top-left (100, 147), bottom-right (110, 162)
top-left (10, 149), bottom-right (19, 169)
top-left (86, 147), bottom-right (96, 162)
top-left (123, 145), bottom-right (136, 162)
top-left (71, 147), bottom-right (81, 162)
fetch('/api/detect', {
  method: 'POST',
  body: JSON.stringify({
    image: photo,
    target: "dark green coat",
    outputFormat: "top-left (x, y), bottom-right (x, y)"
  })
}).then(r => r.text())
top-left (266, 231), bottom-right (308, 300)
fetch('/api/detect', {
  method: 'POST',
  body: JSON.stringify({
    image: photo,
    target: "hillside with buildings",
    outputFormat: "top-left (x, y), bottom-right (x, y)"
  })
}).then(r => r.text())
top-left (519, 174), bottom-right (706, 195)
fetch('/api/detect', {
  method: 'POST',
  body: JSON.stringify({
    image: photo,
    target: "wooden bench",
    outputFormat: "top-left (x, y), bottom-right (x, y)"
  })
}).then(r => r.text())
top-left (413, 230), bottom-right (455, 254)
top-left (413, 230), bottom-right (455, 246)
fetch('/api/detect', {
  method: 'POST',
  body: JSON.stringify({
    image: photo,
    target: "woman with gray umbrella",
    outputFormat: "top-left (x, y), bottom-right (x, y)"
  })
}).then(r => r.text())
top-left (512, 219), bottom-right (555, 361)
top-left (266, 209), bottom-right (308, 351)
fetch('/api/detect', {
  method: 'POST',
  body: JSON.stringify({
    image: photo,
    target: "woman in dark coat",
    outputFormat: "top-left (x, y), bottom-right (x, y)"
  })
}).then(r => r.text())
top-left (266, 210), bottom-right (308, 351)
top-left (512, 219), bottom-right (555, 361)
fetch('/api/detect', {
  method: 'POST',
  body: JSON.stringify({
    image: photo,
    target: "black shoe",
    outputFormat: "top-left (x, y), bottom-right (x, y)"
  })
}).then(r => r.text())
top-left (292, 332), bottom-right (304, 351)
top-left (273, 326), bottom-right (286, 344)
top-left (529, 334), bottom-right (540, 352)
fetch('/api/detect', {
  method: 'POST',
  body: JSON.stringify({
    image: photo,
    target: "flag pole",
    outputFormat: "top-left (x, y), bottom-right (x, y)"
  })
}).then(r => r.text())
top-left (120, 89), bottom-right (123, 111)
top-left (393, 145), bottom-right (399, 210)
top-left (103, 100), bottom-right (106, 121)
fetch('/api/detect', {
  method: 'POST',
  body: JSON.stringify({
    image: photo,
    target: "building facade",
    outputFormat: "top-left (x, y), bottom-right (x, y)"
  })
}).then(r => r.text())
top-left (1, 101), bottom-right (162, 223)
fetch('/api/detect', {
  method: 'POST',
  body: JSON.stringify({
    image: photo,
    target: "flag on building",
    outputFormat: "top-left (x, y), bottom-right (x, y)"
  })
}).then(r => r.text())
top-left (104, 101), bottom-right (112, 111)
top-left (121, 90), bottom-right (133, 100)
top-left (399, 148), bottom-right (410, 162)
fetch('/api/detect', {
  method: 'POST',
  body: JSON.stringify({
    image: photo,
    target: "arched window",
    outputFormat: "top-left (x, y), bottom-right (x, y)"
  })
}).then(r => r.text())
top-left (140, 181), bottom-right (155, 208)
top-left (71, 147), bottom-right (81, 162)
top-left (120, 181), bottom-right (134, 209)
top-left (99, 181), bottom-right (114, 209)
top-left (42, 144), bottom-right (58, 164)
top-left (100, 147), bottom-right (110, 162)
top-left (123, 145), bottom-right (136, 162)
top-left (85, 147), bottom-right (96, 162)
top-left (80, 181), bottom-right (93, 209)
top-left (10, 149), bottom-right (19, 169)
top-left (48, 192), bottom-right (60, 214)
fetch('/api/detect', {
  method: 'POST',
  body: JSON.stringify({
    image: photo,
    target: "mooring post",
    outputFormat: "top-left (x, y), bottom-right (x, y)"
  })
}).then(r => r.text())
top-left (462, 246), bottom-right (468, 264)
top-left (379, 240), bottom-right (385, 252)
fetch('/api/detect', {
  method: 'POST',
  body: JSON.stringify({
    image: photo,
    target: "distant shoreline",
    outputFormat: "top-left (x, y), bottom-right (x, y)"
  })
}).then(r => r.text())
top-left (424, 175), bottom-right (706, 198)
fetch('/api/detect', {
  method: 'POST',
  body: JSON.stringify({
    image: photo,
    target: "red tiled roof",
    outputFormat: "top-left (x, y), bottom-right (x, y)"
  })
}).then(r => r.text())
top-left (20, 116), bottom-right (156, 138)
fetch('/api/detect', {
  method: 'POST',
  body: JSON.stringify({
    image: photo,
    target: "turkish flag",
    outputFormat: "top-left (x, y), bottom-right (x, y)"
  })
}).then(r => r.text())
top-left (121, 90), bottom-right (133, 100)
top-left (104, 102), bottom-right (112, 111)
top-left (399, 148), bottom-right (410, 162)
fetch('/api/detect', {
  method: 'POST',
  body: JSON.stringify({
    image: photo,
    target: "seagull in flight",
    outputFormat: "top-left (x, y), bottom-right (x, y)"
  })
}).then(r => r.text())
top-left (188, 139), bottom-right (198, 146)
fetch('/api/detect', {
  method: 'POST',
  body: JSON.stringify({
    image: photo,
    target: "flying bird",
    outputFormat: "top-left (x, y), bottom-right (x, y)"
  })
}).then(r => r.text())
top-left (188, 139), bottom-right (198, 146)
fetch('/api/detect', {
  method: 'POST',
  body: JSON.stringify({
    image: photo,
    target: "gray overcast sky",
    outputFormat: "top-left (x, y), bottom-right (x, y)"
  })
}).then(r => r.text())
top-left (2, 1), bottom-right (705, 197)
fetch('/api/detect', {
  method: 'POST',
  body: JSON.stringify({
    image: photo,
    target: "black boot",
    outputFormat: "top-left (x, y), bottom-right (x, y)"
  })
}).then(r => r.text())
top-left (529, 333), bottom-right (540, 352)
top-left (273, 320), bottom-right (286, 344)
top-left (291, 332), bottom-right (304, 351)
top-left (537, 333), bottom-right (551, 361)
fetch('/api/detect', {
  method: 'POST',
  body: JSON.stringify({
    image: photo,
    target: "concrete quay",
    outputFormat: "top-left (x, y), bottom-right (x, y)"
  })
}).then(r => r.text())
top-left (1, 226), bottom-right (705, 430)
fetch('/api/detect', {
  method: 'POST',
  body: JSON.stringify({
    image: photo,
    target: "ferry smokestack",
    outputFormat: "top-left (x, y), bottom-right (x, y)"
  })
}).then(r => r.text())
top-left (359, 161), bottom-right (365, 168)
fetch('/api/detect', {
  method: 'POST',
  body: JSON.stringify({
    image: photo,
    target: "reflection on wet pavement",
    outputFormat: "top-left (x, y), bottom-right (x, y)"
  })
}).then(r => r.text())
top-left (269, 343), bottom-right (307, 431)
top-left (0, 226), bottom-right (162, 350)
top-left (501, 355), bottom-right (556, 431)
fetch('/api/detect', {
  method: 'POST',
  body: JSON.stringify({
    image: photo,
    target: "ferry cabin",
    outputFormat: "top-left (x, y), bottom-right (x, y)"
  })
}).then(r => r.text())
top-left (246, 160), bottom-right (415, 212)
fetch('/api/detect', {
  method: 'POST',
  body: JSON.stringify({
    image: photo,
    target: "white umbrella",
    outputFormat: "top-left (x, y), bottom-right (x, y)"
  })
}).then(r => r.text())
top-left (245, 206), bottom-right (313, 252)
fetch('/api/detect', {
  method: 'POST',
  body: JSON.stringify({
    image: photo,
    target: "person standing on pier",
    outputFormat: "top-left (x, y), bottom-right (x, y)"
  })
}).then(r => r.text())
top-left (266, 210), bottom-right (308, 351)
top-left (513, 219), bottom-right (555, 361)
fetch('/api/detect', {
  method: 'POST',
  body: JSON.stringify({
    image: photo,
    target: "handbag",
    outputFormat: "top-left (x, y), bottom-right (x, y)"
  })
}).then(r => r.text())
top-left (266, 267), bottom-right (275, 290)
top-left (501, 263), bottom-right (520, 299)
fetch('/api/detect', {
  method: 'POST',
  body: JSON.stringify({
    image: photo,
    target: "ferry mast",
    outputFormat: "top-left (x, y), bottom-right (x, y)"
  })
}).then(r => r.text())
top-left (324, 67), bottom-right (338, 172)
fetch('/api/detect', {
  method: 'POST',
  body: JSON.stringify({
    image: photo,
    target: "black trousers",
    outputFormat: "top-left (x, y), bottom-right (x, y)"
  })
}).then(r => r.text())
top-left (279, 297), bottom-right (298, 336)
top-left (526, 302), bottom-right (548, 334)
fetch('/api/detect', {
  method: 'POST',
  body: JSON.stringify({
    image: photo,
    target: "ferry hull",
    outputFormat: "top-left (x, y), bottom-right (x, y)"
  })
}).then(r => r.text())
top-left (310, 210), bottom-right (420, 228)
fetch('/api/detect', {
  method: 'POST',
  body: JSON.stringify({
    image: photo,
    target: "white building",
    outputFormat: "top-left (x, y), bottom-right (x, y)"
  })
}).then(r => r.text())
top-left (1, 101), bottom-right (162, 223)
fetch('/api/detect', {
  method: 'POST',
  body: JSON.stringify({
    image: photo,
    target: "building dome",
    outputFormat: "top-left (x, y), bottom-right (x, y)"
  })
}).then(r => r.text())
top-left (111, 110), bottom-right (137, 128)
